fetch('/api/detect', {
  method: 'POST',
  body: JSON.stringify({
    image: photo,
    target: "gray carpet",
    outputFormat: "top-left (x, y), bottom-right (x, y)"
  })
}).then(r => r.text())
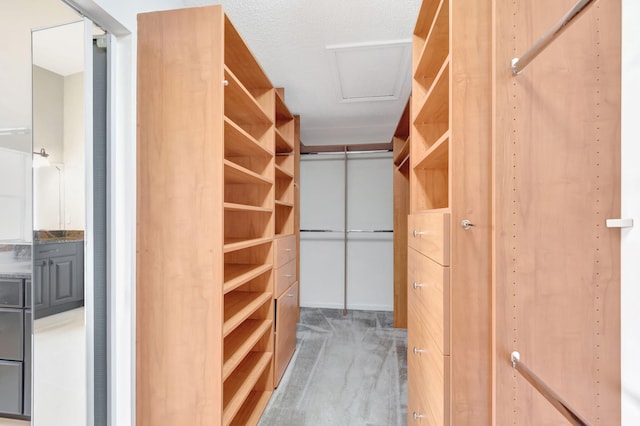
top-left (259, 308), bottom-right (408, 426)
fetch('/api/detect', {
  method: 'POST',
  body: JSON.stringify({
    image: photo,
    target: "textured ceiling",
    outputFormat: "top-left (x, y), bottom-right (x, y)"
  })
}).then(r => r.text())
top-left (184, 0), bottom-right (421, 146)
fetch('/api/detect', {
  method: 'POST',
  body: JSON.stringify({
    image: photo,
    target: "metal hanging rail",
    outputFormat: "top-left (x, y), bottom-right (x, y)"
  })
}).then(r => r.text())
top-left (300, 229), bottom-right (393, 233)
top-left (510, 352), bottom-right (592, 425)
top-left (511, 0), bottom-right (597, 75)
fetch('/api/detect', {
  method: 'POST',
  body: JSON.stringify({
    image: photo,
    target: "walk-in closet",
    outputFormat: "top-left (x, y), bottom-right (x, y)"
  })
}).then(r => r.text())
top-left (1, 0), bottom-right (636, 425)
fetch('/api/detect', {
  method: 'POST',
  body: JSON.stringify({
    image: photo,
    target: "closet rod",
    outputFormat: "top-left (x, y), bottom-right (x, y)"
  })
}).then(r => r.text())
top-left (300, 229), bottom-right (393, 233)
top-left (511, 0), bottom-right (596, 75)
top-left (510, 352), bottom-right (591, 425)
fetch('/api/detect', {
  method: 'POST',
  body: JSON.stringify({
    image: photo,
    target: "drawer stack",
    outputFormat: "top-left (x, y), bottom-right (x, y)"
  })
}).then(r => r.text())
top-left (273, 235), bottom-right (298, 386)
top-left (407, 212), bottom-right (450, 424)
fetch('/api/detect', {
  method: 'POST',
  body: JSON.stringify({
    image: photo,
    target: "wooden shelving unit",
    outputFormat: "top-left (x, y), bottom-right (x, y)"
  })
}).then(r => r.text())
top-left (393, 100), bottom-right (410, 328)
top-left (137, 6), bottom-right (276, 425)
top-left (271, 89), bottom-right (300, 388)
top-left (407, 0), bottom-right (492, 424)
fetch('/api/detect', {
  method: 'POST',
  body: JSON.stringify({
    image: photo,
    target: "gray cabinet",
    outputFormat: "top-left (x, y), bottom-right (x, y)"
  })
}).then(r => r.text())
top-left (0, 277), bottom-right (28, 417)
top-left (33, 241), bottom-right (84, 319)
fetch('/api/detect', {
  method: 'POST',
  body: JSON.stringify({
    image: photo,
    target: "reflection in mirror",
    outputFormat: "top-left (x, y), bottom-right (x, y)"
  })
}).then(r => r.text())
top-left (31, 20), bottom-right (86, 426)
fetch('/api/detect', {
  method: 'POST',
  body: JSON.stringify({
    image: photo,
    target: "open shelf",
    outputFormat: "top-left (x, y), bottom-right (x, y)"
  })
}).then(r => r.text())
top-left (224, 202), bottom-right (272, 213)
top-left (224, 15), bottom-right (272, 97)
top-left (222, 351), bottom-right (272, 425)
top-left (224, 236), bottom-right (273, 253)
top-left (223, 319), bottom-right (273, 380)
top-left (414, 0), bottom-right (449, 89)
top-left (224, 67), bottom-right (272, 127)
top-left (275, 128), bottom-right (294, 153)
top-left (229, 391), bottom-right (272, 426)
top-left (275, 200), bottom-right (294, 208)
top-left (224, 160), bottom-right (273, 186)
top-left (223, 263), bottom-right (272, 294)
top-left (223, 291), bottom-right (272, 337)
top-left (224, 117), bottom-right (273, 158)
top-left (275, 90), bottom-right (293, 121)
top-left (414, 59), bottom-right (450, 127)
top-left (413, 0), bottom-right (443, 47)
top-left (275, 163), bottom-right (295, 180)
top-left (394, 137), bottom-right (410, 167)
top-left (414, 131), bottom-right (449, 170)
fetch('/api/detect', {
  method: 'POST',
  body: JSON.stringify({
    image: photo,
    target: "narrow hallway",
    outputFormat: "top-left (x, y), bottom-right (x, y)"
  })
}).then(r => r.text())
top-left (260, 308), bottom-right (407, 426)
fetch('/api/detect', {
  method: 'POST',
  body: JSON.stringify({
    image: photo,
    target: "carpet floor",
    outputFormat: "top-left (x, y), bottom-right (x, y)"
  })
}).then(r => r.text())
top-left (259, 307), bottom-right (408, 426)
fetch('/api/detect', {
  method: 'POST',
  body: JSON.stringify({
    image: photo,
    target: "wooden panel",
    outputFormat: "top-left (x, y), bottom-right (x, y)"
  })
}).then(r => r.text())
top-left (137, 6), bottom-right (225, 425)
top-left (407, 321), bottom-right (450, 426)
top-left (294, 116), bottom-right (301, 322)
top-left (274, 281), bottom-right (298, 387)
top-left (448, 0), bottom-right (493, 423)
top-left (273, 234), bottom-right (296, 268)
top-left (493, 0), bottom-right (621, 424)
top-left (393, 160), bottom-right (409, 328)
top-left (274, 258), bottom-right (297, 298)
top-left (407, 212), bottom-right (450, 266)
top-left (408, 248), bottom-right (450, 354)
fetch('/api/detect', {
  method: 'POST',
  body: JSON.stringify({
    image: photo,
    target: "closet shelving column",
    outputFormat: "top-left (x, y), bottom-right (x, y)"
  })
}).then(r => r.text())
top-left (137, 6), bottom-right (276, 426)
top-left (272, 89), bottom-right (299, 387)
top-left (223, 13), bottom-right (276, 426)
top-left (393, 100), bottom-right (410, 328)
top-left (407, 0), bottom-right (491, 423)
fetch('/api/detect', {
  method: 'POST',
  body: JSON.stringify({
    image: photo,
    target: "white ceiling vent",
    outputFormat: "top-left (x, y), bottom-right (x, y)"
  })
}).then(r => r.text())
top-left (327, 40), bottom-right (412, 103)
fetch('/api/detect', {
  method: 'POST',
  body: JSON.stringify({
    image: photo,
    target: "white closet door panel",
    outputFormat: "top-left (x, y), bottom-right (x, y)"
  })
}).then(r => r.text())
top-left (300, 233), bottom-right (344, 309)
top-left (300, 155), bottom-right (345, 230)
top-left (346, 153), bottom-right (393, 232)
top-left (346, 233), bottom-right (393, 311)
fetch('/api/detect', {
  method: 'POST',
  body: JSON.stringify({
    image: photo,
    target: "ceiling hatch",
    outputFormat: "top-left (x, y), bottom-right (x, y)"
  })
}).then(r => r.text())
top-left (326, 40), bottom-right (412, 103)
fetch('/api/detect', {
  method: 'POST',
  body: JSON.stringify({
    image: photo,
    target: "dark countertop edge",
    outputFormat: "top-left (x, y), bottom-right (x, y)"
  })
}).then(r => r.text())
top-left (0, 272), bottom-right (31, 279)
top-left (34, 239), bottom-right (84, 245)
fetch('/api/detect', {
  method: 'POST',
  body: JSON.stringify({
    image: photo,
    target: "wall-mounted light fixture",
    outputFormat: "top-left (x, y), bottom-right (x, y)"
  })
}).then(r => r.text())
top-left (33, 147), bottom-right (50, 168)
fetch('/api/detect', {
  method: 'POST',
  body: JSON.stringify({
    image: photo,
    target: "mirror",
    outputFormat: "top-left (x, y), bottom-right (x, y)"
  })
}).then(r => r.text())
top-left (31, 20), bottom-right (87, 426)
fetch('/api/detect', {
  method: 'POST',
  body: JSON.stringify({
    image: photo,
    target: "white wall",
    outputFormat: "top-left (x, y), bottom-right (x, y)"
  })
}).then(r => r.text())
top-left (621, 0), bottom-right (640, 423)
top-left (0, 148), bottom-right (31, 241)
top-left (64, 71), bottom-right (85, 230)
top-left (300, 152), bottom-right (394, 311)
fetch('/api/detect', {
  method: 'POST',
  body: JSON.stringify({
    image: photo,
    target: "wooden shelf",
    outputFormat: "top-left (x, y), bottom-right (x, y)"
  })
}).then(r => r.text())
top-left (229, 391), bottom-right (272, 426)
top-left (275, 200), bottom-right (294, 208)
top-left (413, 0), bottom-right (442, 44)
top-left (394, 137), bottom-right (410, 167)
top-left (414, 0), bottom-right (449, 84)
top-left (275, 90), bottom-right (293, 121)
top-left (224, 117), bottom-right (273, 158)
top-left (224, 202), bottom-right (272, 213)
top-left (222, 352), bottom-right (271, 425)
top-left (224, 236), bottom-right (272, 253)
top-left (224, 66), bottom-right (272, 127)
top-left (223, 263), bottom-right (272, 294)
top-left (275, 163), bottom-right (294, 179)
top-left (275, 128), bottom-right (294, 153)
top-left (414, 59), bottom-right (450, 127)
top-left (223, 291), bottom-right (272, 337)
top-left (224, 159), bottom-right (273, 186)
top-left (224, 15), bottom-right (272, 92)
top-left (414, 131), bottom-right (449, 170)
top-left (223, 319), bottom-right (273, 380)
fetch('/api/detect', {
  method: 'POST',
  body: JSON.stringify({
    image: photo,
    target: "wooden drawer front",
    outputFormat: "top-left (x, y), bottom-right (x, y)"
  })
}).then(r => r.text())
top-left (274, 258), bottom-right (296, 297)
top-left (408, 213), bottom-right (450, 266)
top-left (274, 281), bottom-right (298, 386)
top-left (274, 235), bottom-right (296, 268)
top-left (408, 248), bottom-right (450, 355)
top-left (407, 329), bottom-right (450, 426)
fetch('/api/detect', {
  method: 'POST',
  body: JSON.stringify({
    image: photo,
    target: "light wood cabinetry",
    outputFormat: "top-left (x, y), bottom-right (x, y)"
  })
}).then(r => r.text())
top-left (392, 101), bottom-right (410, 328)
top-left (272, 91), bottom-right (300, 387)
top-left (137, 6), bottom-right (276, 425)
top-left (407, 0), bottom-right (492, 423)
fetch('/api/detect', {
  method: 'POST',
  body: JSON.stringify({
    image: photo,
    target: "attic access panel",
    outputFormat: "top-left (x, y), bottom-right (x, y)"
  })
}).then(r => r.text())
top-left (327, 40), bottom-right (412, 103)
